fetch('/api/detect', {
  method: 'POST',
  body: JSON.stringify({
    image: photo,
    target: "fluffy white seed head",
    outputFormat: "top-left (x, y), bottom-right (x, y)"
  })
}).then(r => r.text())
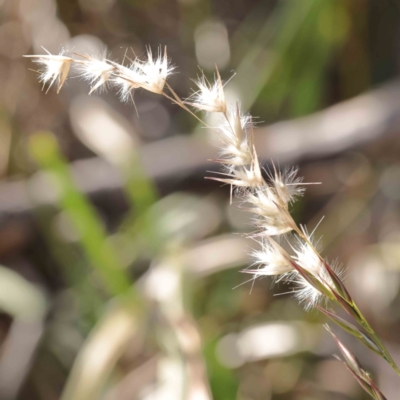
top-left (111, 62), bottom-right (143, 103)
top-left (218, 104), bottom-right (253, 167)
top-left (249, 239), bottom-right (294, 276)
top-left (136, 47), bottom-right (174, 94)
top-left (210, 153), bottom-right (264, 189)
top-left (245, 186), bottom-right (295, 236)
top-left (110, 47), bottom-right (173, 100)
top-left (187, 69), bottom-right (226, 113)
top-left (290, 233), bottom-right (343, 310)
top-left (75, 52), bottom-right (115, 94)
top-left (246, 187), bottom-right (279, 217)
top-left (271, 166), bottom-right (305, 207)
top-left (251, 212), bottom-right (294, 236)
top-left (24, 48), bottom-right (72, 93)
top-left (231, 162), bottom-right (263, 188)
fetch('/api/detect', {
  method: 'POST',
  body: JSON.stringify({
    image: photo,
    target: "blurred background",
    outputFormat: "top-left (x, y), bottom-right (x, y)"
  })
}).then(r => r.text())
top-left (0, 0), bottom-right (400, 399)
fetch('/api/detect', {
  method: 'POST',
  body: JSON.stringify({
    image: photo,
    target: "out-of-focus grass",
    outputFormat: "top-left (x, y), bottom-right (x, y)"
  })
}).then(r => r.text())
top-left (204, 339), bottom-right (238, 400)
top-left (0, 265), bottom-right (47, 321)
top-left (233, 0), bottom-right (350, 118)
top-left (29, 132), bottom-right (149, 399)
top-left (29, 131), bottom-right (132, 297)
top-left (60, 301), bottom-right (139, 400)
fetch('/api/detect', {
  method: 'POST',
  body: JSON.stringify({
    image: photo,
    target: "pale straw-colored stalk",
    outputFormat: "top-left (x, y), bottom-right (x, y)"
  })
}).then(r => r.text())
top-left (25, 46), bottom-right (397, 397)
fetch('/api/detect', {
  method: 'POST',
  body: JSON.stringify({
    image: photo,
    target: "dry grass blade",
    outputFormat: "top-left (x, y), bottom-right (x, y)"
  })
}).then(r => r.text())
top-left (325, 325), bottom-right (387, 400)
top-left (60, 303), bottom-right (140, 400)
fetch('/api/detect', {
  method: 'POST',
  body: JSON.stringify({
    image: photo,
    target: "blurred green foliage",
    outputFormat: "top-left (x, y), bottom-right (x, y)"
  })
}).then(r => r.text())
top-left (30, 132), bottom-right (132, 296)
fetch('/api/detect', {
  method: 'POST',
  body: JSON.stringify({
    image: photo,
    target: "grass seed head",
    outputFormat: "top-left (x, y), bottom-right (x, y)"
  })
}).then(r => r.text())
top-left (74, 52), bottom-right (115, 94)
top-left (187, 68), bottom-right (227, 113)
top-left (248, 238), bottom-right (294, 276)
top-left (24, 48), bottom-right (73, 93)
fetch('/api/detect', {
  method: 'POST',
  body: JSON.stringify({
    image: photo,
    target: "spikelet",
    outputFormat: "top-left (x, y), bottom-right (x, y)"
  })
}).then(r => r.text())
top-left (209, 156), bottom-right (264, 190)
top-left (74, 52), bottom-right (115, 94)
top-left (135, 47), bottom-right (174, 94)
top-left (289, 231), bottom-right (344, 310)
top-left (326, 326), bottom-right (387, 400)
top-left (244, 186), bottom-right (295, 236)
top-left (24, 48), bottom-right (72, 93)
top-left (108, 61), bottom-right (142, 103)
top-left (186, 69), bottom-right (226, 113)
top-left (270, 165), bottom-right (305, 208)
top-left (245, 238), bottom-right (293, 276)
top-left (217, 104), bottom-right (253, 168)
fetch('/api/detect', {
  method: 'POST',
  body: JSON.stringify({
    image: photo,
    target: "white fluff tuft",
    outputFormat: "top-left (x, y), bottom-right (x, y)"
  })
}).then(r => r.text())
top-left (249, 239), bottom-right (293, 276)
top-left (290, 232), bottom-right (344, 310)
top-left (217, 104), bottom-right (253, 168)
top-left (136, 47), bottom-right (175, 94)
top-left (111, 62), bottom-right (143, 103)
top-left (186, 69), bottom-right (227, 113)
top-left (75, 51), bottom-right (115, 94)
top-left (269, 165), bottom-right (305, 208)
top-left (24, 48), bottom-right (72, 93)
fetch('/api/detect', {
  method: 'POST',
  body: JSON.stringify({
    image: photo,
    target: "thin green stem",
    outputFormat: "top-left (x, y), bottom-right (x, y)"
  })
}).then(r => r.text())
top-left (352, 302), bottom-right (400, 376)
top-left (163, 84), bottom-right (211, 128)
top-left (294, 225), bottom-right (400, 376)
